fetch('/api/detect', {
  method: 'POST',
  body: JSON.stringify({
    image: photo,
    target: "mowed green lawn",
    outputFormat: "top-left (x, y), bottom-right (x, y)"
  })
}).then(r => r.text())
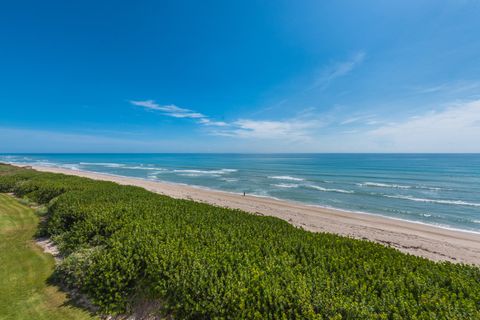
top-left (0, 194), bottom-right (95, 320)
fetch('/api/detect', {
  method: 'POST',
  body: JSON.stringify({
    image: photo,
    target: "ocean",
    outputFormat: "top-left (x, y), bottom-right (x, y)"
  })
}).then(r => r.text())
top-left (1, 153), bottom-right (480, 232)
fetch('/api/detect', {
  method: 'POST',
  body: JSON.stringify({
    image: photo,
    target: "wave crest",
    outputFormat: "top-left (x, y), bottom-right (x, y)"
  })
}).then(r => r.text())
top-left (79, 162), bottom-right (124, 167)
top-left (272, 183), bottom-right (299, 188)
top-left (173, 168), bottom-right (237, 176)
top-left (357, 182), bottom-right (411, 189)
top-left (268, 176), bottom-right (304, 181)
top-left (308, 185), bottom-right (354, 194)
top-left (385, 195), bottom-right (480, 207)
top-left (358, 182), bottom-right (441, 190)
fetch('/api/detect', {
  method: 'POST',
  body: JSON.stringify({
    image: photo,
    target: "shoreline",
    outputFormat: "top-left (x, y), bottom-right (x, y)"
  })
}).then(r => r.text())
top-left (22, 164), bottom-right (480, 265)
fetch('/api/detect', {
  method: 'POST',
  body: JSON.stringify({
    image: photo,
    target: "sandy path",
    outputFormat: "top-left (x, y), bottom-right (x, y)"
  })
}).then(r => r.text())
top-left (30, 165), bottom-right (480, 265)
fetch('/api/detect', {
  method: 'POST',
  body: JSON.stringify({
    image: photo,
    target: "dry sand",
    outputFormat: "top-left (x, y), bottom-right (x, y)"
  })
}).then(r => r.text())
top-left (30, 165), bottom-right (480, 265)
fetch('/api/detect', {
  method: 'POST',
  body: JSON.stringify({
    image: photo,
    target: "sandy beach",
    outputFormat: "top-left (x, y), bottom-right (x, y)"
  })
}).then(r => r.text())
top-left (29, 165), bottom-right (480, 265)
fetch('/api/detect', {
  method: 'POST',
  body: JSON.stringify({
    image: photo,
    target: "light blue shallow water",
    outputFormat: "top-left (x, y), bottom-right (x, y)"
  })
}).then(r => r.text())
top-left (1, 153), bottom-right (480, 232)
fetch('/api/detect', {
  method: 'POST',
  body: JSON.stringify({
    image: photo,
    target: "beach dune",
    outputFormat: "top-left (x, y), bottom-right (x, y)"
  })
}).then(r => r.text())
top-left (30, 165), bottom-right (480, 265)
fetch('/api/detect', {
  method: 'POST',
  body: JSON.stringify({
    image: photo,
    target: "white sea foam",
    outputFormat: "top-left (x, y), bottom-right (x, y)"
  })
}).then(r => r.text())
top-left (358, 182), bottom-right (441, 190)
top-left (268, 175), bottom-right (304, 181)
top-left (272, 183), bottom-right (299, 188)
top-left (385, 195), bottom-right (480, 207)
top-left (61, 164), bottom-right (80, 171)
top-left (32, 161), bottom-right (57, 167)
top-left (122, 166), bottom-right (164, 170)
top-left (147, 170), bottom-right (166, 178)
top-left (308, 185), bottom-right (354, 194)
top-left (181, 173), bottom-right (219, 177)
top-left (357, 182), bottom-right (411, 189)
top-left (173, 168), bottom-right (237, 176)
top-left (79, 162), bottom-right (124, 168)
top-left (420, 186), bottom-right (442, 191)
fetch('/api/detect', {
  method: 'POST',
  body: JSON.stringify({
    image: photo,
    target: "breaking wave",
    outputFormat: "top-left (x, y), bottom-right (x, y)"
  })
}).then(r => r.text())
top-left (357, 182), bottom-right (411, 189)
top-left (268, 176), bottom-right (305, 181)
top-left (79, 162), bottom-right (124, 168)
top-left (173, 169), bottom-right (237, 176)
top-left (308, 185), bottom-right (354, 194)
top-left (384, 195), bottom-right (480, 207)
top-left (272, 183), bottom-right (299, 188)
top-left (357, 182), bottom-right (441, 190)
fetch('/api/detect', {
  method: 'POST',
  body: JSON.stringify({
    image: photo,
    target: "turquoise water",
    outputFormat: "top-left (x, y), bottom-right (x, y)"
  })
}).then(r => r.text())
top-left (1, 153), bottom-right (480, 232)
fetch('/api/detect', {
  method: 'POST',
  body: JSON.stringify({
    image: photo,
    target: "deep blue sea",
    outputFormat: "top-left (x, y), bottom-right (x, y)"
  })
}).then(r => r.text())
top-left (1, 153), bottom-right (480, 232)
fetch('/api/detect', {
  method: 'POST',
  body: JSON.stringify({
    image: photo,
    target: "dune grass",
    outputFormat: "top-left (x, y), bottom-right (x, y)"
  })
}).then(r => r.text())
top-left (0, 193), bottom-right (95, 320)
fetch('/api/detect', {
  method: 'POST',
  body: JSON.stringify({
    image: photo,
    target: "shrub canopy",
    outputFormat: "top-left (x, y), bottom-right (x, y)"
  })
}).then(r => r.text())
top-left (0, 164), bottom-right (479, 319)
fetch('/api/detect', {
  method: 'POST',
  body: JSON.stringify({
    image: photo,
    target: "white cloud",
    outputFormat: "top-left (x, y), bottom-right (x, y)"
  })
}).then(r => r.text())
top-left (367, 100), bottom-right (480, 152)
top-left (130, 100), bottom-right (206, 119)
top-left (131, 100), bottom-right (328, 142)
top-left (131, 99), bottom-right (229, 126)
top-left (228, 99), bottom-right (480, 152)
top-left (131, 100), bottom-right (322, 139)
top-left (212, 118), bottom-right (322, 140)
top-left (197, 118), bottom-right (229, 126)
top-left (6, 100), bottom-right (480, 153)
top-left (129, 100), bottom-right (159, 109)
top-left (311, 51), bottom-right (366, 90)
top-left (130, 98), bottom-right (480, 152)
top-left (168, 112), bottom-right (205, 119)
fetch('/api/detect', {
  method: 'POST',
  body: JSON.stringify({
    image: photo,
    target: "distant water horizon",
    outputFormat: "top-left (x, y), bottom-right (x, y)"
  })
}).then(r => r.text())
top-left (1, 153), bottom-right (480, 232)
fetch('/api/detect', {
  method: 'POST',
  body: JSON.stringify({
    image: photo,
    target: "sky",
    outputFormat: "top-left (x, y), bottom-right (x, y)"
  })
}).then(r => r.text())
top-left (1, 0), bottom-right (480, 153)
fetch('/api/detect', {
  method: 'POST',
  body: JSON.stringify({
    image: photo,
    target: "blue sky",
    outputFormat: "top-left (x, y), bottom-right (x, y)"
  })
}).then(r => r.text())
top-left (1, 0), bottom-right (480, 152)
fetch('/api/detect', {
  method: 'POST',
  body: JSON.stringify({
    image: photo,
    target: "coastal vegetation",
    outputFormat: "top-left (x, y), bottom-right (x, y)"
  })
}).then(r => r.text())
top-left (0, 163), bottom-right (479, 319)
top-left (0, 192), bottom-right (95, 320)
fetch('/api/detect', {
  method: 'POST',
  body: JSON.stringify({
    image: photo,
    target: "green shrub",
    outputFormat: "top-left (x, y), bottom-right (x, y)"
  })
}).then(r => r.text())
top-left (1, 163), bottom-right (479, 319)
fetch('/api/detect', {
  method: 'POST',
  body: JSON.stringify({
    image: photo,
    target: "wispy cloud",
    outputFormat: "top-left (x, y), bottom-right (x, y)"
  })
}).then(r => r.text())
top-left (310, 51), bottom-right (366, 91)
top-left (340, 114), bottom-right (378, 125)
top-left (130, 100), bottom-right (206, 119)
top-left (413, 80), bottom-right (480, 95)
top-left (130, 100), bottom-right (227, 126)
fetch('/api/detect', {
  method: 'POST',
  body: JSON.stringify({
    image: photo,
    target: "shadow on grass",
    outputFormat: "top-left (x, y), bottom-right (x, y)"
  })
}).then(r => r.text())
top-left (46, 271), bottom-right (101, 318)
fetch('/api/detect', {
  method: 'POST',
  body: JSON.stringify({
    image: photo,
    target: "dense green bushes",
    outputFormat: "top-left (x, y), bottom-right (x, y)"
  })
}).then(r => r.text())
top-left (1, 163), bottom-right (479, 319)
